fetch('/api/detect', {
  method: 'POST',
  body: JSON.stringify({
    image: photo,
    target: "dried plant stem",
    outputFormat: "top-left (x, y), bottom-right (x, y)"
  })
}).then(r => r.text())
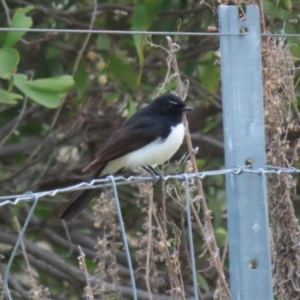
top-left (254, 0), bottom-right (266, 33)
top-left (221, 238), bottom-right (228, 267)
top-left (165, 218), bottom-right (186, 296)
top-left (72, 0), bottom-right (97, 75)
top-left (152, 204), bottom-right (185, 299)
top-left (166, 36), bottom-right (230, 298)
top-left (14, 217), bottom-right (33, 280)
top-left (263, 36), bottom-right (300, 298)
top-left (145, 185), bottom-right (154, 300)
top-left (78, 245), bottom-right (94, 300)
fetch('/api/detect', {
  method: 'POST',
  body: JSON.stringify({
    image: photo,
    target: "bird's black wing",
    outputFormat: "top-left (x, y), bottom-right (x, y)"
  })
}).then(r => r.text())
top-left (83, 116), bottom-right (164, 172)
top-left (57, 116), bottom-right (163, 221)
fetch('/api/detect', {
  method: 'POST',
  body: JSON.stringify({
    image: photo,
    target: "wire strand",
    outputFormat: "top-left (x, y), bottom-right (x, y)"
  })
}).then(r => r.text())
top-left (1, 166), bottom-right (299, 206)
top-left (0, 27), bottom-right (299, 37)
top-left (4, 193), bottom-right (38, 300)
top-left (0, 27), bottom-right (243, 36)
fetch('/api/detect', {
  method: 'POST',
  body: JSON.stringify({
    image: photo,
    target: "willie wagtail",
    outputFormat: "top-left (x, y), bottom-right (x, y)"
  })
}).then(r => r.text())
top-left (57, 93), bottom-right (193, 220)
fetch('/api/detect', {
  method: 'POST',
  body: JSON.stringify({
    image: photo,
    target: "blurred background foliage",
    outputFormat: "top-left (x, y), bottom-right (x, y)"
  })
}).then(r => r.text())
top-left (0, 0), bottom-right (299, 299)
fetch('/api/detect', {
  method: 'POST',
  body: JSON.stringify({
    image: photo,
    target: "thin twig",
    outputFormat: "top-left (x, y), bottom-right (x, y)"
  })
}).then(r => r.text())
top-left (221, 238), bottom-right (228, 267)
top-left (0, 96), bottom-right (28, 149)
top-left (31, 153), bottom-right (55, 187)
top-left (1, 0), bottom-right (11, 25)
top-left (254, 0), bottom-right (266, 33)
top-left (0, 264), bottom-right (29, 299)
top-left (62, 220), bottom-right (74, 258)
top-left (164, 217), bottom-right (186, 297)
top-left (152, 203), bottom-right (184, 300)
top-left (20, 33), bottom-right (58, 45)
top-left (0, 230), bottom-right (213, 300)
top-left (166, 36), bottom-right (230, 298)
top-left (78, 245), bottom-right (95, 300)
top-left (13, 217), bottom-right (33, 280)
top-left (72, 0), bottom-right (97, 75)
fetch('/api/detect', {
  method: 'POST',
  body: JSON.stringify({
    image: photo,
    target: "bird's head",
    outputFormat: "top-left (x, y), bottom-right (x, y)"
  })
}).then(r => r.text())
top-left (151, 94), bottom-right (193, 117)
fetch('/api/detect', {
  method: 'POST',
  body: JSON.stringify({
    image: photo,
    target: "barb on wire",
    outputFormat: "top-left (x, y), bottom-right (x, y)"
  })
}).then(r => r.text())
top-left (1, 166), bottom-right (300, 206)
top-left (4, 192), bottom-right (38, 300)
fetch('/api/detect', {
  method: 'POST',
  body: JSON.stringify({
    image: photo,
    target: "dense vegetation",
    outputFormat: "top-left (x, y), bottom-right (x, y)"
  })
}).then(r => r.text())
top-left (0, 0), bottom-right (300, 299)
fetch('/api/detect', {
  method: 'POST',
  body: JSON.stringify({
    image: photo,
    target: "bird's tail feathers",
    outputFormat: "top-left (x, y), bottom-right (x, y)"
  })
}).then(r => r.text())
top-left (56, 167), bottom-right (104, 221)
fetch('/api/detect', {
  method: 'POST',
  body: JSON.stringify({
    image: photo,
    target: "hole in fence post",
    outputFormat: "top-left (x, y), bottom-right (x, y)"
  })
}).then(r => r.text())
top-left (245, 158), bottom-right (254, 166)
top-left (239, 26), bottom-right (248, 33)
top-left (249, 260), bottom-right (258, 269)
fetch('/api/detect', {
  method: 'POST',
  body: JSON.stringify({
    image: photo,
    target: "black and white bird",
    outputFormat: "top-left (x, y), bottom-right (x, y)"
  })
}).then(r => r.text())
top-left (57, 93), bottom-right (193, 220)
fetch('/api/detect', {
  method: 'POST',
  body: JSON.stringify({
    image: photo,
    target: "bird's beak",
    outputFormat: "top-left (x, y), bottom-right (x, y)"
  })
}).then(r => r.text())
top-left (181, 106), bottom-right (193, 112)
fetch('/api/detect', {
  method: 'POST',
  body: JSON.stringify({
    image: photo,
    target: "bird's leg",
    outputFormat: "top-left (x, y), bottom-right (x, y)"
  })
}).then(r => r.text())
top-left (148, 166), bottom-right (164, 180)
top-left (142, 166), bottom-right (163, 182)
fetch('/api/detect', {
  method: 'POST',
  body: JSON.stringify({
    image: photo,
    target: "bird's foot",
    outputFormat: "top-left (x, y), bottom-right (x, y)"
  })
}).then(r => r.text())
top-left (143, 166), bottom-right (164, 183)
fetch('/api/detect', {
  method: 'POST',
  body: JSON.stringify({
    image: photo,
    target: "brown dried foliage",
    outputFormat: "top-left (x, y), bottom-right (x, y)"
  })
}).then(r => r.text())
top-left (93, 191), bottom-right (122, 298)
top-left (262, 37), bottom-right (300, 298)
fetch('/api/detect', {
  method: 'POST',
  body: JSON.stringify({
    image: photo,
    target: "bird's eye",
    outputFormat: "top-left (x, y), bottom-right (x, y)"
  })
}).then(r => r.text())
top-left (168, 101), bottom-right (178, 109)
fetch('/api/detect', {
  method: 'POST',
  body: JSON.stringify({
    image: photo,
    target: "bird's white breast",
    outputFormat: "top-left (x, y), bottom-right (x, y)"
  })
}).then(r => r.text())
top-left (101, 123), bottom-right (185, 175)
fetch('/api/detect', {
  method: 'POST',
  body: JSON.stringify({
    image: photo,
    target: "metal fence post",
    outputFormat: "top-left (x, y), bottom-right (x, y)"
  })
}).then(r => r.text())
top-left (219, 5), bottom-right (273, 300)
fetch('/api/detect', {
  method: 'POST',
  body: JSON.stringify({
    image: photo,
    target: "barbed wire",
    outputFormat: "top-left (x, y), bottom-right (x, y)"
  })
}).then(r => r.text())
top-left (0, 165), bottom-right (299, 206)
top-left (0, 27), bottom-right (300, 37)
top-left (1, 165), bottom-right (299, 300)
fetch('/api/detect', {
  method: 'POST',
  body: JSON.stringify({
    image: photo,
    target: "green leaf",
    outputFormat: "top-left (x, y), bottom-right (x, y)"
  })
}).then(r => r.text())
top-left (131, 0), bottom-right (163, 66)
top-left (131, 3), bottom-right (148, 66)
top-left (215, 227), bottom-right (227, 247)
top-left (198, 63), bottom-right (220, 94)
top-left (74, 64), bottom-right (88, 89)
top-left (0, 48), bottom-right (19, 79)
top-left (130, 0), bottom-right (163, 87)
top-left (280, 0), bottom-right (292, 11)
top-left (107, 54), bottom-right (139, 89)
top-left (19, 122), bottom-right (46, 135)
top-left (12, 74), bottom-right (74, 108)
top-left (263, 0), bottom-right (296, 21)
top-left (25, 75), bottom-right (75, 93)
top-left (131, 3), bottom-right (151, 31)
top-left (0, 87), bottom-right (22, 104)
top-left (105, 91), bottom-right (119, 103)
top-left (96, 35), bottom-right (112, 50)
top-left (4, 6), bottom-right (33, 48)
top-left (45, 45), bottom-right (63, 59)
top-left (127, 95), bottom-right (137, 118)
top-left (284, 24), bottom-right (300, 57)
top-left (197, 273), bottom-right (210, 293)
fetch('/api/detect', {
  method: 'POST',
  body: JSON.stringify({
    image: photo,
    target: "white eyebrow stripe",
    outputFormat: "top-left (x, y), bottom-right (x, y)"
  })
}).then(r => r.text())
top-left (169, 101), bottom-right (178, 105)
